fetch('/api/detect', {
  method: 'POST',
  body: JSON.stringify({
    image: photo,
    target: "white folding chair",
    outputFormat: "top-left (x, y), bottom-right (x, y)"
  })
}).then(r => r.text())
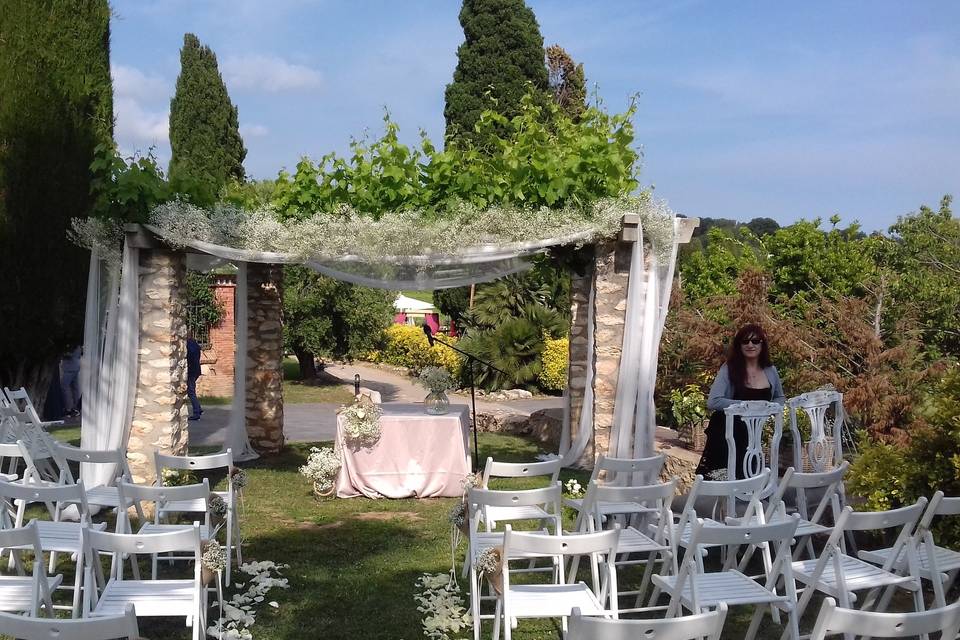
top-left (652, 514), bottom-right (802, 640)
top-left (480, 457), bottom-right (561, 528)
top-left (83, 525), bottom-right (205, 640)
top-left (0, 603), bottom-right (140, 639)
top-left (577, 479), bottom-right (678, 612)
top-left (465, 484), bottom-right (563, 640)
top-left (809, 596), bottom-right (960, 640)
top-left (569, 602), bottom-right (728, 640)
top-left (0, 479), bottom-right (105, 617)
top-left (116, 480), bottom-right (213, 579)
top-left (495, 526), bottom-right (620, 640)
top-left (155, 449), bottom-right (241, 584)
top-left (2, 387), bottom-right (63, 430)
top-left (791, 499), bottom-right (928, 628)
top-left (0, 522), bottom-right (62, 617)
top-left (860, 491), bottom-right (960, 608)
top-left (52, 443), bottom-right (134, 510)
top-left (723, 400), bottom-right (783, 491)
top-left (564, 454), bottom-right (665, 530)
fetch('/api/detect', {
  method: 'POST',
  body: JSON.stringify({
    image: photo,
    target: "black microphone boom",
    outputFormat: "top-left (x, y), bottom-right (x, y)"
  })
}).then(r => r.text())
top-left (422, 323), bottom-right (434, 347)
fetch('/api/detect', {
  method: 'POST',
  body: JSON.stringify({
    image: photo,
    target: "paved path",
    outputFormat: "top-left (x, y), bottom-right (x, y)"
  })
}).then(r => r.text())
top-left (190, 361), bottom-right (563, 446)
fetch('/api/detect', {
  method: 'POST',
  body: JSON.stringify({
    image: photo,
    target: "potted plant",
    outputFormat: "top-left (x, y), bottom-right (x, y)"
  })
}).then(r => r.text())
top-left (670, 384), bottom-right (708, 452)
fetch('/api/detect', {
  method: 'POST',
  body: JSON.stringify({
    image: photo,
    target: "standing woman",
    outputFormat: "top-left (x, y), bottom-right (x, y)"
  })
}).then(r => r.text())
top-left (695, 324), bottom-right (786, 479)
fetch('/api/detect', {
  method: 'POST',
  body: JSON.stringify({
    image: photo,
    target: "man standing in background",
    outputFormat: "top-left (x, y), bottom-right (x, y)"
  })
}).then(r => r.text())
top-left (60, 345), bottom-right (82, 418)
top-left (187, 333), bottom-right (203, 421)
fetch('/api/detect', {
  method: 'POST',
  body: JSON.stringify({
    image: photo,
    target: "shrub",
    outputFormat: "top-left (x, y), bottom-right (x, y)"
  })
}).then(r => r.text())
top-left (847, 439), bottom-right (908, 512)
top-left (378, 324), bottom-right (462, 380)
top-left (538, 336), bottom-right (568, 392)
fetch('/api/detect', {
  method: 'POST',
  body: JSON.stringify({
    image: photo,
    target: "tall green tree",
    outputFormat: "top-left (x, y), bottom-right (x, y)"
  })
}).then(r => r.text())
top-left (0, 0), bottom-right (112, 405)
top-left (545, 44), bottom-right (586, 121)
top-left (168, 33), bottom-right (246, 203)
top-left (444, 0), bottom-right (548, 140)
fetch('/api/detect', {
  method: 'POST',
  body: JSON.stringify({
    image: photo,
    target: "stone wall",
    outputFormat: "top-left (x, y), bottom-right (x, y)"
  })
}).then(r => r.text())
top-left (128, 248), bottom-right (189, 484)
top-left (565, 262), bottom-right (594, 467)
top-left (245, 263), bottom-right (285, 454)
top-left (197, 275), bottom-right (236, 397)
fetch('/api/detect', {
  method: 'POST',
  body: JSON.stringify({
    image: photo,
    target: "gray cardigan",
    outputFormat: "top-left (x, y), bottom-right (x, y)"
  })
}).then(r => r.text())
top-left (706, 363), bottom-right (785, 411)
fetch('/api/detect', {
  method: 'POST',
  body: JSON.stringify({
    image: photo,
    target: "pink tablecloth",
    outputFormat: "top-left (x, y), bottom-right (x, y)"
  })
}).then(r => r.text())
top-left (335, 403), bottom-right (472, 498)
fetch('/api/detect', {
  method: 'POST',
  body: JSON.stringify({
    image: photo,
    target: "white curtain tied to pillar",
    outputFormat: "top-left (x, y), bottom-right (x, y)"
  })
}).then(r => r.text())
top-left (559, 280), bottom-right (595, 466)
top-left (80, 241), bottom-right (140, 488)
top-left (225, 262), bottom-right (258, 461)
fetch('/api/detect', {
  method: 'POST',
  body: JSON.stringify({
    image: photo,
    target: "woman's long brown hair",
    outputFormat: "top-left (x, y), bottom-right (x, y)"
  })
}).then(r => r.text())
top-left (726, 324), bottom-right (771, 392)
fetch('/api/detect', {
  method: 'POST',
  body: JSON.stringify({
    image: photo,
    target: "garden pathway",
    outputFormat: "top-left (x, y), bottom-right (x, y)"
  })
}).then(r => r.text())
top-left (189, 361), bottom-right (562, 447)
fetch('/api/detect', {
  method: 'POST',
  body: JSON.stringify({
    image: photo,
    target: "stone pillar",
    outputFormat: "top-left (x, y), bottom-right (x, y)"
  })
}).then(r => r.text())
top-left (246, 263), bottom-right (285, 453)
top-left (566, 262), bottom-right (595, 468)
top-left (591, 240), bottom-right (633, 461)
top-left (129, 248), bottom-right (188, 484)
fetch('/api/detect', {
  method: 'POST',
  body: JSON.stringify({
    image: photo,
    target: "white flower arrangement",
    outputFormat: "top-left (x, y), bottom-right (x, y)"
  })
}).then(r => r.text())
top-left (418, 366), bottom-right (455, 393)
top-left (460, 472), bottom-right (482, 493)
top-left (299, 446), bottom-right (341, 496)
top-left (209, 494), bottom-right (229, 518)
top-left (202, 540), bottom-right (227, 574)
top-left (414, 573), bottom-right (472, 640)
top-left (338, 395), bottom-right (383, 446)
top-left (448, 502), bottom-right (467, 530)
top-left (564, 478), bottom-right (585, 498)
top-left (230, 467), bottom-right (249, 491)
top-left (206, 560), bottom-right (289, 640)
top-left (474, 547), bottom-right (502, 577)
top-left (706, 468), bottom-right (729, 481)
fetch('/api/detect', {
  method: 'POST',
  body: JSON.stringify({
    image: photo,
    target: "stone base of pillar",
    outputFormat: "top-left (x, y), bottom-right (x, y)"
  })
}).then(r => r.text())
top-left (246, 263), bottom-right (285, 454)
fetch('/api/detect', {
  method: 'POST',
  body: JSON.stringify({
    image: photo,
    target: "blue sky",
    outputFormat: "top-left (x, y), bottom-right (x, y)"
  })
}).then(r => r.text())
top-left (110, 0), bottom-right (959, 232)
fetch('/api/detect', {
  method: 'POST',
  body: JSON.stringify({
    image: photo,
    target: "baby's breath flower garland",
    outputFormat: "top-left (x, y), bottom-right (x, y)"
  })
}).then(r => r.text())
top-left (299, 446), bottom-right (341, 497)
top-left (338, 395), bottom-right (382, 447)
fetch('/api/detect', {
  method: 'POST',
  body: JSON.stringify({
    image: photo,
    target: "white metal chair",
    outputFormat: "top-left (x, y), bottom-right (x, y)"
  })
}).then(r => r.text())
top-left (480, 457), bottom-right (561, 528)
top-left (564, 454), bottom-right (665, 530)
top-left (577, 479), bottom-right (678, 612)
top-left (860, 491), bottom-right (960, 608)
top-left (568, 602), bottom-right (728, 640)
top-left (465, 484), bottom-right (563, 640)
top-left (652, 514), bottom-right (802, 640)
top-left (791, 499), bottom-right (929, 628)
top-left (495, 525), bottom-right (620, 640)
top-left (83, 524), bottom-right (205, 640)
top-left (0, 603), bottom-right (140, 639)
top-left (786, 390), bottom-right (846, 473)
top-left (154, 448), bottom-right (242, 585)
top-left (52, 443), bottom-right (134, 510)
top-left (116, 480), bottom-right (213, 579)
top-left (723, 400), bottom-right (783, 491)
top-left (809, 596), bottom-right (960, 640)
top-left (0, 479), bottom-right (105, 617)
top-left (0, 522), bottom-right (62, 617)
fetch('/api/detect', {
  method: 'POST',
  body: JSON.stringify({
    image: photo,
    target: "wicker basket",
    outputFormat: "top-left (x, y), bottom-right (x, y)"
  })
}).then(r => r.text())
top-left (678, 420), bottom-right (707, 453)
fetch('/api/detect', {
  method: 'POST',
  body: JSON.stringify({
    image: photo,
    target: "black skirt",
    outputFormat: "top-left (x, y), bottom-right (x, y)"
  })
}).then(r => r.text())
top-left (695, 385), bottom-right (771, 479)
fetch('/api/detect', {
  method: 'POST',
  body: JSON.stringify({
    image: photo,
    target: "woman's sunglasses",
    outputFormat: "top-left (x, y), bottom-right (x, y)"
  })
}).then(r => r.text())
top-left (740, 338), bottom-right (764, 345)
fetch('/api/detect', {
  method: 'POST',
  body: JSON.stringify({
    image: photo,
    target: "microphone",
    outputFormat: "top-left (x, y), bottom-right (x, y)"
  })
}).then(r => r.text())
top-left (422, 324), bottom-right (434, 347)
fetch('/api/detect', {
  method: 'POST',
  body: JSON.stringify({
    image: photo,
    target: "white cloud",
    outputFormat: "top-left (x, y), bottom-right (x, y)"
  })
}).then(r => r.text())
top-left (221, 54), bottom-right (322, 93)
top-left (112, 64), bottom-right (169, 102)
top-left (240, 123), bottom-right (269, 137)
top-left (114, 96), bottom-right (169, 147)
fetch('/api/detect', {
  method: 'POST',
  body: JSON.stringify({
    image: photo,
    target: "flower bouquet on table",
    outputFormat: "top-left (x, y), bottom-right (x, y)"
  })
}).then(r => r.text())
top-left (338, 394), bottom-right (382, 446)
top-left (418, 366), bottom-right (454, 415)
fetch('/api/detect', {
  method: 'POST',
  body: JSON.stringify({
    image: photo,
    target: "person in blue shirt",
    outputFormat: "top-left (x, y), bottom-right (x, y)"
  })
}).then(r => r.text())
top-left (186, 333), bottom-right (203, 420)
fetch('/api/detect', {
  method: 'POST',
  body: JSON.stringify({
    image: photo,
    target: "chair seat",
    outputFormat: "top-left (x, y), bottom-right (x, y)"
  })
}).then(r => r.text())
top-left (859, 545), bottom-right (960, 577)
top-left (471, 532), bottom-right (553, 561)
top-left (505, 583), bottom-right (606, 618)
top-left (93, 579), bottom-right (197, 617)
top-left (0, 575), bottom-right (63, 612)
top-left (33, 520), bottom-right (107, 553)
top-left (483, 505), bottom-right (553, 524)
top-left (85, 486), bottom-right (122, 508)
top-left (616, 527), bottom-right (668, 555)
top-left (564, 498), bottom-right (657, 518)
top-left (793, 554), bottom-right (920, 595)
top-left (158, 491), bottom-right (230, 515)
top-left (652, 570), bottom-right (789, 608)
top-left (138, 523), bottom-right (213, 540)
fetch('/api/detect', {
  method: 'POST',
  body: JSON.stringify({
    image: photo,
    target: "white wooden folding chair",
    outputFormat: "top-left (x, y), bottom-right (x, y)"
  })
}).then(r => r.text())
top-left (569, 602), bottom-right (728, 640)
top-left (2, 387), bottom-right (63, 430)
top-left (860, 491), bottom-right (960, 608)
top-left (83, 524), bottom-right (205, 640)
top-left (809, 596), bottom-right (960, 640)
top-left (116, 480), bottom-right (213, 579)
top-left (480, 457), bottom-right (561, 528)
top-left (791, 499), bottom-right (929, 631)
top-left (564, 454), bottom-right (665, 530)
top-left (52, 443), bottom-right (134, 511)
top-left (653, 514), bottom-right (802, 640)
top-left (723, 400), bottom-right (783, 490)
top-left (576, 479), bottom-right (677, 613)
top-left (0, 603), bottom-right (140, 640)
top-left (155, 449), bottom-right (241, 585)
top-left (495, 526), bottom-right (620, 640)
top-left (0, 479), bottom-right (106, 617)
top-left (0, 522), bottom-right (62, 617)
top-left (465, 484), bottom-right (563, 640)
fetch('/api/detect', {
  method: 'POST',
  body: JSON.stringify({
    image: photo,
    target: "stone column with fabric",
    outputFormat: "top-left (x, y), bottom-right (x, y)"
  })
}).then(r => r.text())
top-left (128, 248), bottom-right (189, 484)
top-left (566, 260), bottom-right (595, 468)
top-left (245, 263), bottom-right (285, 453)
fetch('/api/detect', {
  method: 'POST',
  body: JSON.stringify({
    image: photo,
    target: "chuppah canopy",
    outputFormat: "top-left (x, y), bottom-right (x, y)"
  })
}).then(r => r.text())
top-left (76, 197), bottom-right (694, 487)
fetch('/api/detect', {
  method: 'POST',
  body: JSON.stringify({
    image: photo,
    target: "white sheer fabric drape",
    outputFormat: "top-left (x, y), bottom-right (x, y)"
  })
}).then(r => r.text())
top-left (559, 280), bottom-right (595, 466)
top-left (80, 241), bottom-right (140, 487)
top-left (225, 262), bottom-right (258, 460)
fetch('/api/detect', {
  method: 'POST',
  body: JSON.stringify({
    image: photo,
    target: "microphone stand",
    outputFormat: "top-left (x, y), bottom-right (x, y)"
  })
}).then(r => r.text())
top-left (423, 325), bottom-right (509, 469)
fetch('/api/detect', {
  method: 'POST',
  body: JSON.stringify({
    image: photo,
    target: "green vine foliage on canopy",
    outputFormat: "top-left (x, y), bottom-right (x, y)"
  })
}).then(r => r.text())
top-left (271, 93), bottom-right (639, 221)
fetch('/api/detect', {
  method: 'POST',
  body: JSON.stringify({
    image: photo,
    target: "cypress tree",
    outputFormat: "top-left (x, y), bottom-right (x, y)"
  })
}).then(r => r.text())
top-left (444, 0), bottom-right (549, 141)
top-left (0, 0), bottom-right (113, 402)
top-left (546, 44), bottom-right (586, 121)
top-left (168, 34), bottom-right (246, 202)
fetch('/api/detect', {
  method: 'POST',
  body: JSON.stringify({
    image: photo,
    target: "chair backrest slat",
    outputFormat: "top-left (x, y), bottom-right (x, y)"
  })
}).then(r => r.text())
top-left (155, 449), bottom-right (233, 473)
top-left (481, 457), bottom-right (561, 487)
top-left (810, 597), bottom-right (960, 640)
top-left (0, 604), bottom-right (140, 640)
top-left (504, 525), bottom-right (619, 557)
top-left (569, 603), bottom-right (727, 640)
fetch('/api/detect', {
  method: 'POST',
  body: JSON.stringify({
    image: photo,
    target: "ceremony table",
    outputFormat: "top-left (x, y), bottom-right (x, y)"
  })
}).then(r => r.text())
top-left (335, 403), bottom-right (472, 498)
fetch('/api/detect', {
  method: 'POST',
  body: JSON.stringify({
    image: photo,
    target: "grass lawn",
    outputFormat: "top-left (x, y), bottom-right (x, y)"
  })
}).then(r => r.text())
top-left (401, 290), bottom-right (435, 304)
top-left (18, 429), bottom-right (916, 639)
